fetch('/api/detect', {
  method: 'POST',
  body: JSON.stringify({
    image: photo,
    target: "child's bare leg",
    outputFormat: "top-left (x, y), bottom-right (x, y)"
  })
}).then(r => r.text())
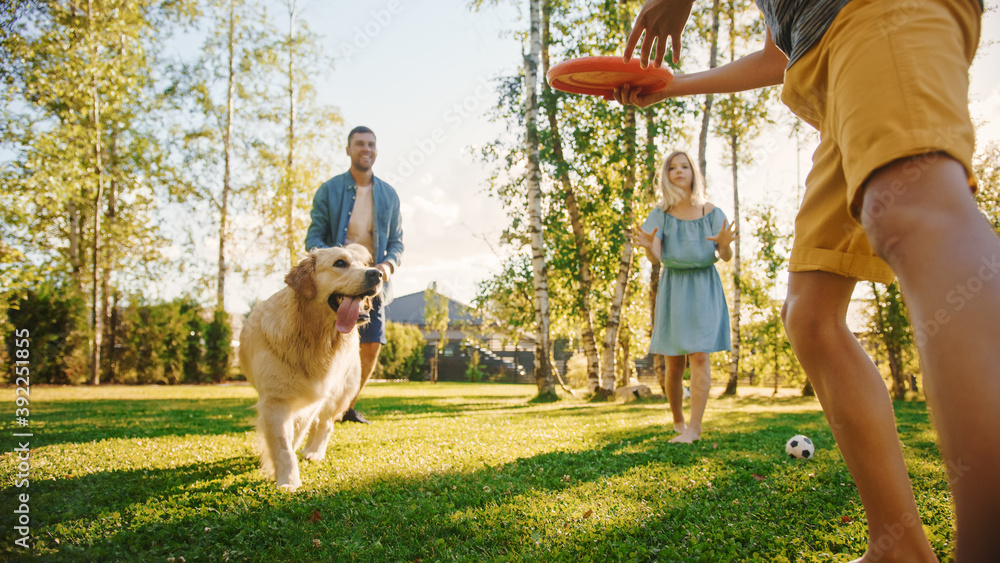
top-left (671, 352), bottom-right (711, 443)
top-left (862, 155), bottom-right (1000, 561)
top-left (782, 271), bottom-right (936, 563)
top-left (665, 354), bottom-right (687, 432)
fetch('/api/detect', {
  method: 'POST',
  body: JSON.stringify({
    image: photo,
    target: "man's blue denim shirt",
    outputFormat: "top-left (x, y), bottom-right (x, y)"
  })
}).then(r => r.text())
top-left (304, 171), bottom-right (404, 304)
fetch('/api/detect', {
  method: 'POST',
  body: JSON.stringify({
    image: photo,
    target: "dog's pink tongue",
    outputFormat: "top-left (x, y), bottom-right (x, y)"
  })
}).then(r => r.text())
top-left (335, 296), bottom-right (362, 333)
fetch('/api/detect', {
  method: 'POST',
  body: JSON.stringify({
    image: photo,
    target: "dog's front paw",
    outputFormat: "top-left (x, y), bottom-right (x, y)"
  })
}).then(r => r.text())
top-left (302, 450), bottom-right (327, 462)
top-left (276, 475), bottom-right (302, 492)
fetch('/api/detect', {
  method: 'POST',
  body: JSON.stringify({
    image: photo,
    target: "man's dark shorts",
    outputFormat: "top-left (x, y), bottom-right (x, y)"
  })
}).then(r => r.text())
top-left (359, 296), bottom-right (386, 344)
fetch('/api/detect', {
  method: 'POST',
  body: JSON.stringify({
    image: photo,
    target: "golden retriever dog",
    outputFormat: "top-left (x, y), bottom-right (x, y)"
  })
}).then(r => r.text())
top-left (239, 244), bottom-right (382, 491)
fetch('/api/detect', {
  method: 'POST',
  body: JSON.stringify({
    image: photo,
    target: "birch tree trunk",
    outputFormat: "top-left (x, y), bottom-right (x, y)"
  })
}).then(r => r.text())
top-left (285, 0), bottom-right (298, 270)
top-left (598, 107), bottom-right (637, 397)
top-left (540, 0), bottom-right (600, 388)
top-left (88, 0), bottom-right (105, 386)
top-left (100, 130), bottom-right (118, 383)
top-left (525, 0), bottom-right (555, 397)
top-left (642, 107), bottom-right (666, 393)
top-left (697, 0), bottom-right (720, 181)
top-left (68, 198), bottom-right (82, 292)
top-left (218, 0), bottom-right (236, 311)
top-left (724, 133), bottom-right (742, 395)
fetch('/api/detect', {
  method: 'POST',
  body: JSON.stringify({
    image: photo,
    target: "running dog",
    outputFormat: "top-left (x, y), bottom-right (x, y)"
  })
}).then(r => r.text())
top-left (239, 244), bottom-right (382, 491)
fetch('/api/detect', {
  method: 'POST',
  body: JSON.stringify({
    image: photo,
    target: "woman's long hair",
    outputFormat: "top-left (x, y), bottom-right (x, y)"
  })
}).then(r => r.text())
top-left (658, 150), bottom-right (707, 211)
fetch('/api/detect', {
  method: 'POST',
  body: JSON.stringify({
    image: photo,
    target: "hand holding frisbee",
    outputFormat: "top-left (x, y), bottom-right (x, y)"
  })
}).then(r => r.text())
top-left (547, 55), bottom-right (673, 101)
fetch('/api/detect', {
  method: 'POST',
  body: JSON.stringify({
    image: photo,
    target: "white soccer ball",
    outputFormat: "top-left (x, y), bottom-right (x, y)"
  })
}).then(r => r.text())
top-left (785, 435), bottom-right (815, 460)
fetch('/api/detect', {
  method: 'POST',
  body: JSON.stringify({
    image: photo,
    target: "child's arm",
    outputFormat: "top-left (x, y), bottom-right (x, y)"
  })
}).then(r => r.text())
top-left (615, 27), bottom-right (788, 107)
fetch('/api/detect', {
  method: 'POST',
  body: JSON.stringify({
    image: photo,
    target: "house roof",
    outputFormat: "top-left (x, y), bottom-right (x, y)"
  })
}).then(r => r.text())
top-left (386, 290), bottom-right (482, 327)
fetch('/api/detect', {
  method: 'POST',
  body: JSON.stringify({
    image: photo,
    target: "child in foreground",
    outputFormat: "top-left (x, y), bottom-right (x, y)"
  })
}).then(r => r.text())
top-left (616, 0), bottom-right (998, 561)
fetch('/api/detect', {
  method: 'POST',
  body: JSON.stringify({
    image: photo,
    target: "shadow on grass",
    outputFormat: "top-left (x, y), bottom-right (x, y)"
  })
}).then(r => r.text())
top-left (6, 391), bottom-right (947, 562)
top-left (28, 398), bottom-right (258, 446)
top-left (359, 394), bottom-right (539, 420)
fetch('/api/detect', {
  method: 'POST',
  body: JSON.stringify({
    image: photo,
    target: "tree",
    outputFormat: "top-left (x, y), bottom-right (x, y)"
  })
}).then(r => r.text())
top-left (0, 0), bottom-right (46, 81)
top-left (1, 0), bottom-right (197, 384)
top-left (246, 0), bottom-right (343, 272)
top-left (974, 141), bottom-right (1000, 235)
top-left (693, 0), bottom-right (721, 180)
top-left (597, 104), bottom-right (638, 397)
top-left (205, 308), bottom-right (233, 382)
top-left (869, 281), bottom-right (914, 400)
top-left (539, 0), bottom-right (600, 389)
top-left (379, 322), bottom-right (427, 381)
top-left (476, 0), bottom-right (690, 399)
top-left (739, 205), bottom-right (800, 393)
top-left (523, 0), bottom-right (557, 399)
top-left (474, 255), bottom-right (536, 349)
top-left (424, 284), bottom-right (450, 383)
top-left (712, 0), bottom-right (773, 396)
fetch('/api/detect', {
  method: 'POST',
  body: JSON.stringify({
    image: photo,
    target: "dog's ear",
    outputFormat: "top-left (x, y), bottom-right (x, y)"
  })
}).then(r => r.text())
top-left (284, 254), bottom-right (317, 300)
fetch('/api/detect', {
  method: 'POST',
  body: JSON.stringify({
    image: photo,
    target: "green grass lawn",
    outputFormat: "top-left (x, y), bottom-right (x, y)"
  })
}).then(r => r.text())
top-left (0, 383), bottom-right (955, 562)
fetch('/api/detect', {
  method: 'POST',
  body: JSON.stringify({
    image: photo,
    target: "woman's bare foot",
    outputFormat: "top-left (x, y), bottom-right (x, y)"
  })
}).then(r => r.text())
top-left (669, 427), bottom-right (700, 443)
top-left (673, 421), bottom-right (687, 433)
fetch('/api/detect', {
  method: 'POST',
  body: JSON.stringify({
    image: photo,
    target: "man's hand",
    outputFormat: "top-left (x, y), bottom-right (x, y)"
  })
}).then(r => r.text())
top-left (623, 0), bottom-right (697, 68)
top-left (375, 263), bottom-right (392, 282)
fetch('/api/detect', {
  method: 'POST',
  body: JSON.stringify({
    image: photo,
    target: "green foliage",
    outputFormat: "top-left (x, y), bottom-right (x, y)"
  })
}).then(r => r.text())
top-left (379, 321), bottom-right (427, 381)
top-left (0, 383), bottom-right (958, 562)
top-left (739, 205), bottom-right (800, 389)
top-left (868, 281), bottom-right (917, 399)
top-left (204, 308), bottom-right (233, 383)
top-left (2, 0), bottom-right (194, 283)
top-left (974, 141), bottom-right (1000, 235)
top-left (474, 255), bottom-right (535, 345)
top-left (5, 283), bottom-right (89, 384)
top-left (465, 348), bottom-right (485, 383)
top-left (478, 0), bottom-right (690, 362)
top-left (564, 350), bottom-right (589, 388)
top-left (114, 298), bottom-right (202, 385)
top-left (424, 286), bottom-right (450, 354)
top-left (183, 308), bottom-right (206, 383)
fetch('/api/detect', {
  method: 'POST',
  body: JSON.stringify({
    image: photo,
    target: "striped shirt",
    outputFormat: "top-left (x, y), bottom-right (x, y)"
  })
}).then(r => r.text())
top-left (755, 0), bottom-right (985, 68)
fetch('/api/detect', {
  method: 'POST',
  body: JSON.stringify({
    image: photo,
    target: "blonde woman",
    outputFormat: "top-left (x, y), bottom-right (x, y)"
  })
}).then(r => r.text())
top-left (632, 150), bottom-right (737, 443)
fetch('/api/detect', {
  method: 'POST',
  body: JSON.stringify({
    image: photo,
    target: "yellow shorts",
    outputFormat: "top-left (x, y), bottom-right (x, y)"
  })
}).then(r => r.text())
top-left (781, 0), bottom-right (981, 284)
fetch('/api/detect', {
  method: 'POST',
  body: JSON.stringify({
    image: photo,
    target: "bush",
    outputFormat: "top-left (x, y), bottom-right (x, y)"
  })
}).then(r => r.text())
top-left (379, 322), bottom-right (426, 380)
top-left (564, 351), bottom-right (588, 389)
top-left (204, 309), bottom-right (233, 383)
top-left (182, 303), bottom-right (206, 383)
top-left (466, 348), bottom-right (484, 383)
top-left (114, 298), bottom-right (199, 384)
top-left (5, 284), bottom-right (89, 384)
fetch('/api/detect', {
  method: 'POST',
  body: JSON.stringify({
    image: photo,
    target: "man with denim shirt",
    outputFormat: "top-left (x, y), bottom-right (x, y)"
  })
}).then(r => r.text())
top-left (305, 125), bottom-right (404, 424)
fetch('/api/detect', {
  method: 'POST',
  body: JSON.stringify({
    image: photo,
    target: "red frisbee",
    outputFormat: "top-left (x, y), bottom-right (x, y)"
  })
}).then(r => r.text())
top-left (547, 56), bottom-right (673, 100)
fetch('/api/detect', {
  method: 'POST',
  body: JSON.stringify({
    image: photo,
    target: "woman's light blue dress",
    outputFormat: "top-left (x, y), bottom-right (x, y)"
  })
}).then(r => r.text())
top-left (642, 207), bottom-right (732, 356)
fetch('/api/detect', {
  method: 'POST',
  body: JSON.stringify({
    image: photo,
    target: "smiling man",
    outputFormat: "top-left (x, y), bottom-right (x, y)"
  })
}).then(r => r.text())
top-left (305, 125), bottom-right (404, 424)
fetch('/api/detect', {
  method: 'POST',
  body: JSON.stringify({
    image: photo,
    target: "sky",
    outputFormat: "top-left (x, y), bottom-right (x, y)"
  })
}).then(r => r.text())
top-left (223, 0), bottom-right (1000, 313)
